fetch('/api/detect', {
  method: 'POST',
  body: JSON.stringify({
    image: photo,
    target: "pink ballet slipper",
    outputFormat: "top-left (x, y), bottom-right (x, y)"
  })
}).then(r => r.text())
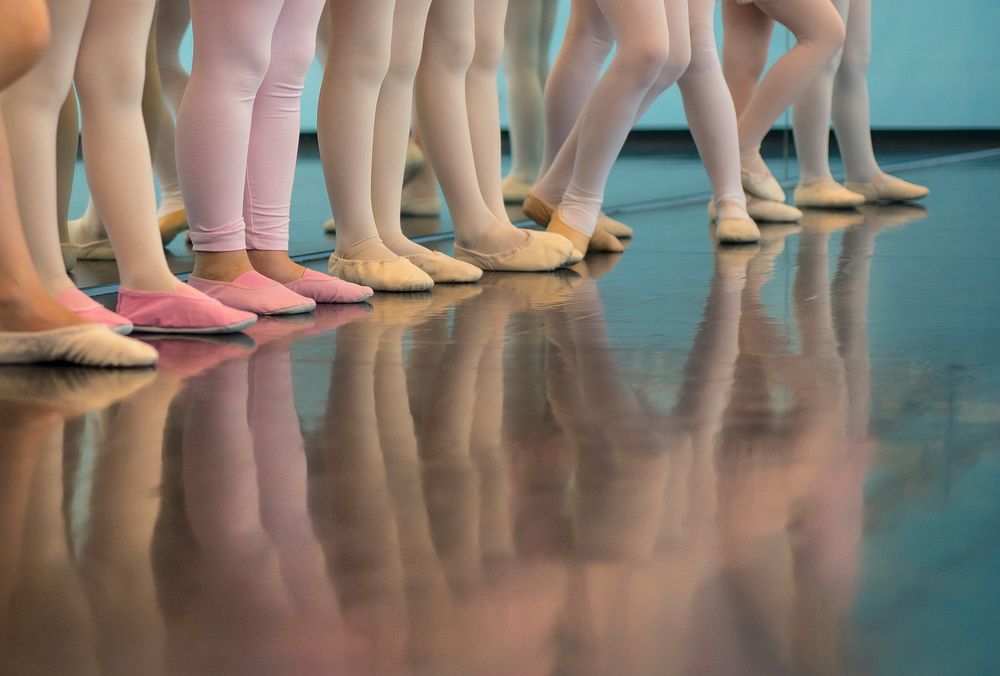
top-left (188, 270), bottom-right (316, 316)
top-left (116, 282), bottom-right (258, 334)
top-left (284, 268), bottom-right (374, 304)
top-left (55, 286), bottom-right (134, 335)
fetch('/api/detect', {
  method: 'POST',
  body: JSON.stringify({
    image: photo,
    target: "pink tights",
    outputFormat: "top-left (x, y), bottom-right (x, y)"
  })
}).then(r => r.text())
top-left (176, 0), bottom-right (325, 253)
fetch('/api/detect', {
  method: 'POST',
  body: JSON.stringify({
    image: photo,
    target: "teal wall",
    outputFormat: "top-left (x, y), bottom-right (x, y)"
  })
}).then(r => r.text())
top-left (175, 1), bottom-right (1000, 132)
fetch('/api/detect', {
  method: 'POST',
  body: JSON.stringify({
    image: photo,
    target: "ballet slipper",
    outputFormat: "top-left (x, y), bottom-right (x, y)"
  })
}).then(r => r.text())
top-left (187, 270), bottom-right (315, 317)
top-left (400, 195), bottom-right (442, 218)
top-left (598, 213), bottom-right (634, 239)
top-left (564, 248), bottom-right (584, 266)
top-left (716, 216), bottom-right (761, 245)
top-left (793, 178), bottom-right (865, 209)
top-left (0, 324), bottom-right (158, 367)
top-left (546, 209), bottom-right (616, 259)
top-left (502, 175), bottom-right (534, 204)
top-left (144, 334), bottom-right (258, 378)
top-left (323, 217), bottom-right (336, 234)
top-left (284, 268), bottom-right (374, 303)
top-left (738, 197), bottom-right (802, 223)
top-left (118, 281), bottom-right (261, 332)
top-left (327, 254), bottom-right (434, 293)
top-left (0, 365), bottom-right (156, 414)
top-left (55, 287), bottom-right (134, 335)
top-left (75, 238), bottom-right (117, 261)
top-left (158, 207), bottom-right (189, 245)
top-left (403, 251), bottom-right (484, 283)
top-left (454, 227), bottom-right (573, 273)
top-left (61, 243), bottom-right (77, 272)
top-left (741, 168), bottom-right (786, 203)
top-left (586, 225), bottom-right (625, 254)
top-left (844, 174), bottom-right (929, 203)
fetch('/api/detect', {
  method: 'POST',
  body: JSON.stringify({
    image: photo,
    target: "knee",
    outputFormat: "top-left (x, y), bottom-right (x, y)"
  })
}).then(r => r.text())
top-left (0, 3), bottom-right (50, 87)
top-left (472, 26), bottom-right (505, 74)
top-left (809, 12), bottom-right (847, 60)
top-left (75, 45), bottom-right (147, 107)
top-left (267, 40), bottom-right (317, 89)
top-left (659, 39), bottom-right (692, 90)
top-left (614, 36), bottom-right (670, 90)
top-left (837, 40), bottom-right (871, 80)
top-left (422, 29), bottom-right (475, 76)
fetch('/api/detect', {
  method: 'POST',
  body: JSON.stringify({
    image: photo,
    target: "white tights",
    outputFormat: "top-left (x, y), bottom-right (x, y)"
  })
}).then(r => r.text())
top-left (2, 0), bottom-right (179, 293)
top-left (535, 0), bottom-right (692, 235)
top-left (793, 0), bottom-right (880, 184)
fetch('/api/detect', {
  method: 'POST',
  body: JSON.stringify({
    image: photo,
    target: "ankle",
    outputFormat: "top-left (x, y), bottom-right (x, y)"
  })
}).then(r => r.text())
top-left (382, 234), bottom-right (429, 258)
top-left (246, 249), bottom-right (305, 284)
top-left (192, 250), bottom-right (254, 282)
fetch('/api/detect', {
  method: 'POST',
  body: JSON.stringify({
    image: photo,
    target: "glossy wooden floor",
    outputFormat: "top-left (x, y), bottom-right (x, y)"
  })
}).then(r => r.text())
top-left (2, 149), bottom-right (999, 675)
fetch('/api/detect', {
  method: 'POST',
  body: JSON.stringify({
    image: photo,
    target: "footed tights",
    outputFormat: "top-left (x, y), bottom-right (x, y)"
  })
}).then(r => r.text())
top-left (793, 0), bottom-right (881, 184)
top-left (177, 0), bottom-right (325, 252)
top-left (722, 0), bottom-right (846, 162)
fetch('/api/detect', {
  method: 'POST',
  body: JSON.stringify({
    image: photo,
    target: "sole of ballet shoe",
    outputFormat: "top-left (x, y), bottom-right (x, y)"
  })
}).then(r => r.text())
top-left (844, 176), bottom-right (930, 203)
top-left (716, 216), bottom-right (761, 245)
top-left (587, 226), bottom-right (624, 253)
top-left (521, 193), bottom-right (554, 227)
top-left (158, 208), bottom-right (189, 245)
top-left (61, 243), bottom-right (77, 273)
top-left (0, 324), bottom-right (158, 367)
top-left (741, 168), bottom-right (786, 202)
top-left (400, 196), bottom-right (441, 218)
top-left (75, 239), bottom-right (116, 261)
top-left (793, 181), bottom-right (865, 209)
top-left (502, 176), bottom-right (534, 204)
top-left (328, 254), bottom-right (435, 292)
top-left (404, 251), bottom-right (484, 283)
top-left (454, 229), bottom-right (573, 272)
top-left (323, 217), bottom-right (336, 234)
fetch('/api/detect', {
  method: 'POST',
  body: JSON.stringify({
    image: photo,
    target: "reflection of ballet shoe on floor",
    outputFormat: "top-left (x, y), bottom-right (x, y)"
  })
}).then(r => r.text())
top-left (845, 173), bottom-right (929, 203)
top-left (455, 227), bottom-right (573, 272)
top-left (758, 224), bottom-right (802, 256)
top-left (404, 251), bottom-right (483, 283)
top-left (158, 208), bottom-right (189, 245)
top-left (858, 203), bottom-right (929, 230)
top-left (400, 195), bottom-right (441, 218)
top-left (143, 333), bottom-right (257, 378)
top-left (576, 253), bottom-right (625, 281)
top-left (502, 175), bottom-right (534, 204)
top-left (486, 267), bottom-right (584, 310)
top-left (305, 302), bottom-right (373, 335)
top-left (800, 208), bottom-right (865, 233)
top-left (0, 324), bottom-right (158, 367)
top-left (0, 365), bottom-right (157, 416)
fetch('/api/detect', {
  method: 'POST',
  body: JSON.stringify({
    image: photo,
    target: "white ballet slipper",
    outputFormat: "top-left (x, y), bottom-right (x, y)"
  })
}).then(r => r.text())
top-left (793, 178), bottom-right (865, 209)
top-left (328, 254), bottom-right (434, 292)
top-left (747, 197), bottom-right (802, 223)
top-left (844, 174), bottom-right (929, 203)
top-left (403, 251), bottom-right (483, 283)
top-left (323, 217), bottom-right (336, 234)
top-left (716, 216), bottom-right (761, 245)
top-left (400, 195), bottom-right (441, 218)
top-left (0, 324), bottom-right (158, 367)
top-left (741, 168), bottom-right (786, 202)
top-left (502, 175), bottom-right (534, 204)
top-left (68, 217), bottom-right (116, 260)
top-left (454, 229), bottom-right (573, 272)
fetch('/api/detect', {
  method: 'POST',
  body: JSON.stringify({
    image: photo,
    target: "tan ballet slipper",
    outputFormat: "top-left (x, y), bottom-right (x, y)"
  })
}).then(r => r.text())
top-left (793, 178), bottom-right (865, 209)
top-left (158, 207), bottom-right (189, 245)
top-left (403, 251), bottom-right (483, 284)
top-left (501, 175), bottom-right (534, 204)
top-left (400, 195), bottom-right (441, 218)
top-left (327, 254), bottom-right (434, 293)
top-left (523, 193), bottom-right (633, 238)
top-left (454, 227), bottom-right (573, 272)
top-left (844, 174), bottom-right (929, 203)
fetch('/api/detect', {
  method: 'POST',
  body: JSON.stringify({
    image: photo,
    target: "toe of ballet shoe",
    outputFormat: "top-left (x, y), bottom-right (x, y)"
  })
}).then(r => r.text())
top-left (285, 268), bottom-right (375, 303)
top-left (597, 213), bottom-right (634, 239)
top-left (741, 168), bottom-right (786, 202)
top-left (75, 238), bottom-right (117, 261)
top-left (400, 196), bottom-right (442, 218)
top-left (328, 254), bottom-right (435, 292)
top-left (323, 217), bottom-right (337, 234)
top-left (521, 193), bottom-right (554, 227)
top-left (188, 271), bottom-right (314, 317)
top-left (747, 199), bottom-right (803, 223)
top-left (715, 217), bottom-right (761, 245)
top-left (793, 180), bottom-right (866, 209)
top-left (118, 282), bottom-right (260, 333)
top-left (404, 251), bottom-right (483, 283)
top-left (844, 176), bottom-right (930, 203)
top-left (454, 230), bottom-right (572, 272)
top-left (55, 287), bottom-right (134, 335)
top-left (502, 176), bottom-right (534, 204)
top-left (588, 226), bottom-right (624, 253)
top-left (158, 208), bottom-right (189, 245)
top-left (0, 324), bottom-right (158, 368)
top-left (564, 249), bottom-right (584, 266)
top-left (61, 243), bottom-right (78, 272)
